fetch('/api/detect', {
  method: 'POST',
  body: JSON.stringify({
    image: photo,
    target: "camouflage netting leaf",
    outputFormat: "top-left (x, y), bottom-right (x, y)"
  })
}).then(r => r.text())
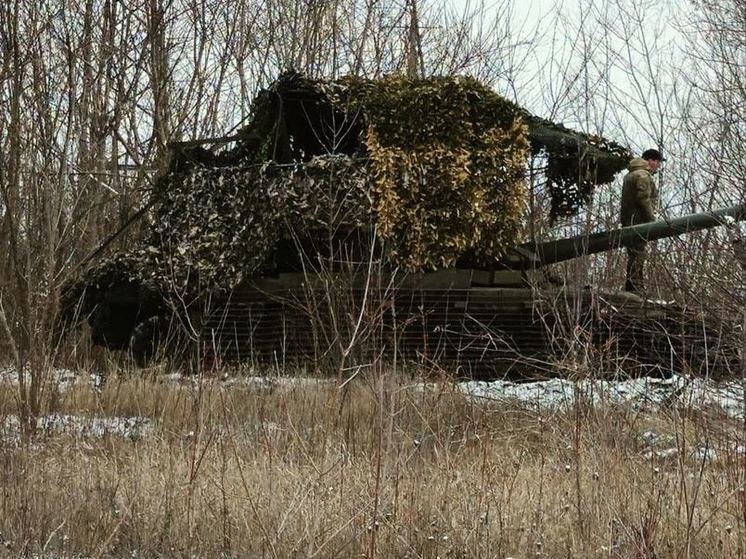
top-left (142, 164), bottom-right (286, 292)
top-left (330, 74), bottom-right (630, 222)
top-left (526, 118), bottom-right (633, 220)
top-left (468, 123), bottom-right (532, 263)
top-left (334, 75), bottom-right (531, 269)
top-left (545, 154), bottom-right (596, 219)
top-left (366, 121), bottom-right (530, 269)
top-left (331, 75), bottom-right (522, 147)
top-left (139, 155), bottom-right (374, 292)
top-left (283, 155), bottom-right (373, 235)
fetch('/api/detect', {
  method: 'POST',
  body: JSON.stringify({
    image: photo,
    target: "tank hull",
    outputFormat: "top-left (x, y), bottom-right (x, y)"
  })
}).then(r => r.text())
top-left (201, 272), bottom-right (740, 379)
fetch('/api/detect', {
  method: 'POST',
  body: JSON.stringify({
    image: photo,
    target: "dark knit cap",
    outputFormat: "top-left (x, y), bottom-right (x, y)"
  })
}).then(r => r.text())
top-left (641, 148), bottom-right (665, 161)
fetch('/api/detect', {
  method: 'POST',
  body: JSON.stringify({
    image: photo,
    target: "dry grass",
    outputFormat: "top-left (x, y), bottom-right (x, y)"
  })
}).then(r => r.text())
top-left (1, 367), bottom-right (746, 558)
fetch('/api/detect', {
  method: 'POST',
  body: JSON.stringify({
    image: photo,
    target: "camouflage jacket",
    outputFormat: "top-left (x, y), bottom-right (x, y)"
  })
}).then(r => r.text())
top-left (620, 157), bottom-right (657, 226)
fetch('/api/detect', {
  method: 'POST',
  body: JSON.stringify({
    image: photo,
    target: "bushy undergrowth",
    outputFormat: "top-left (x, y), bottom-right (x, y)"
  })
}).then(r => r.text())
top-left (0, 368), bottom-right (745, 558)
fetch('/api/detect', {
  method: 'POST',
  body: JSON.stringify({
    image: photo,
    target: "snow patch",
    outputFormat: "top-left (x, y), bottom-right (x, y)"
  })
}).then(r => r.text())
top-left (0, 367), bottom-right (102, 392)
top-left (2, 414), bottom-right (151, 442)
top-left (458, 374), bottom-right (746, 420)
top-left (1, 367), bottom-right (331, 392)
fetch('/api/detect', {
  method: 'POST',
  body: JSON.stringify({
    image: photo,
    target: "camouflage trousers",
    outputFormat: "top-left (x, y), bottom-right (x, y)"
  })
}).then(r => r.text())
top-left (625, 242), bottom-right (647, 293)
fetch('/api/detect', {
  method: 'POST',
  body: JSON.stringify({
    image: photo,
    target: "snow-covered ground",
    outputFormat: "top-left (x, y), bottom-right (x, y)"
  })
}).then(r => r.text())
top-left (1, 367), bottom-right (745, 448)
top-left (0, 366), bottom-right (105, 392)
top-left (458, 374), bottom-right (746, 420)
top-left (2, 366), bottom-right (745, 419)
top-left (0, 368), bottom-right (149, 443)
top-left (2, 414), bottom-right (151, 442)
top-left (161, 370), bottom-right (332, 390)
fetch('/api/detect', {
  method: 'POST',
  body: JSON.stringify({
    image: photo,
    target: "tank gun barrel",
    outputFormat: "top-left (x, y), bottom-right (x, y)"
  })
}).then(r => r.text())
top-left (501, 203), bottom-right (746, 270)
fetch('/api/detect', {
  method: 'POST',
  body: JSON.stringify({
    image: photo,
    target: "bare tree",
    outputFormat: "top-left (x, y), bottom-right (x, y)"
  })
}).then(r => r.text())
top-left (687, 0), bottom-right (745, 198)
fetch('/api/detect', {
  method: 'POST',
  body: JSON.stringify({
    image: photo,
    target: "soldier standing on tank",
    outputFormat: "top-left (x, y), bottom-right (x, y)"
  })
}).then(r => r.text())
top-left (620, 148), bottom-right (665, 293)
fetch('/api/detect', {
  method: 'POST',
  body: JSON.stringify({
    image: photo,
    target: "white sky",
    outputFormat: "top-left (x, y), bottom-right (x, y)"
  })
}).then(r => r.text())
top-left (487, 0), bottom-right (690, 153)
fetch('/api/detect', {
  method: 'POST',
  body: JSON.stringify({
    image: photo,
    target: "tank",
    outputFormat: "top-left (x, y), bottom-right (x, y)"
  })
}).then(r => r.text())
top-left (58, 73), bottom-right (745, 378)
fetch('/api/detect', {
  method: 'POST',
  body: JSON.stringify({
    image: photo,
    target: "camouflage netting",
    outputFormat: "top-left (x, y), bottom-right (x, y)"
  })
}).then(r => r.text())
top-left (72, 73), bottom-right (631, 297)
top-left (141, 156), bottom-right (372, 292)
top-left (530, 116), bottom-right (632, 218)
top-left (333, 75), bottom-right (531, 269)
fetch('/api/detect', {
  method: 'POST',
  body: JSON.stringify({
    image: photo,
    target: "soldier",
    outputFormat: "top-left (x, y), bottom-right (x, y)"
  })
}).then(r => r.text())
top-left (620, 148), bottom-right (665, 293)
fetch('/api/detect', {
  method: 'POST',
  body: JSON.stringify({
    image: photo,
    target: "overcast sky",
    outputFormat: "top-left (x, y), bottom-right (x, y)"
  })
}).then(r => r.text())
top-left (469, 0), bottom-right (689, 153)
